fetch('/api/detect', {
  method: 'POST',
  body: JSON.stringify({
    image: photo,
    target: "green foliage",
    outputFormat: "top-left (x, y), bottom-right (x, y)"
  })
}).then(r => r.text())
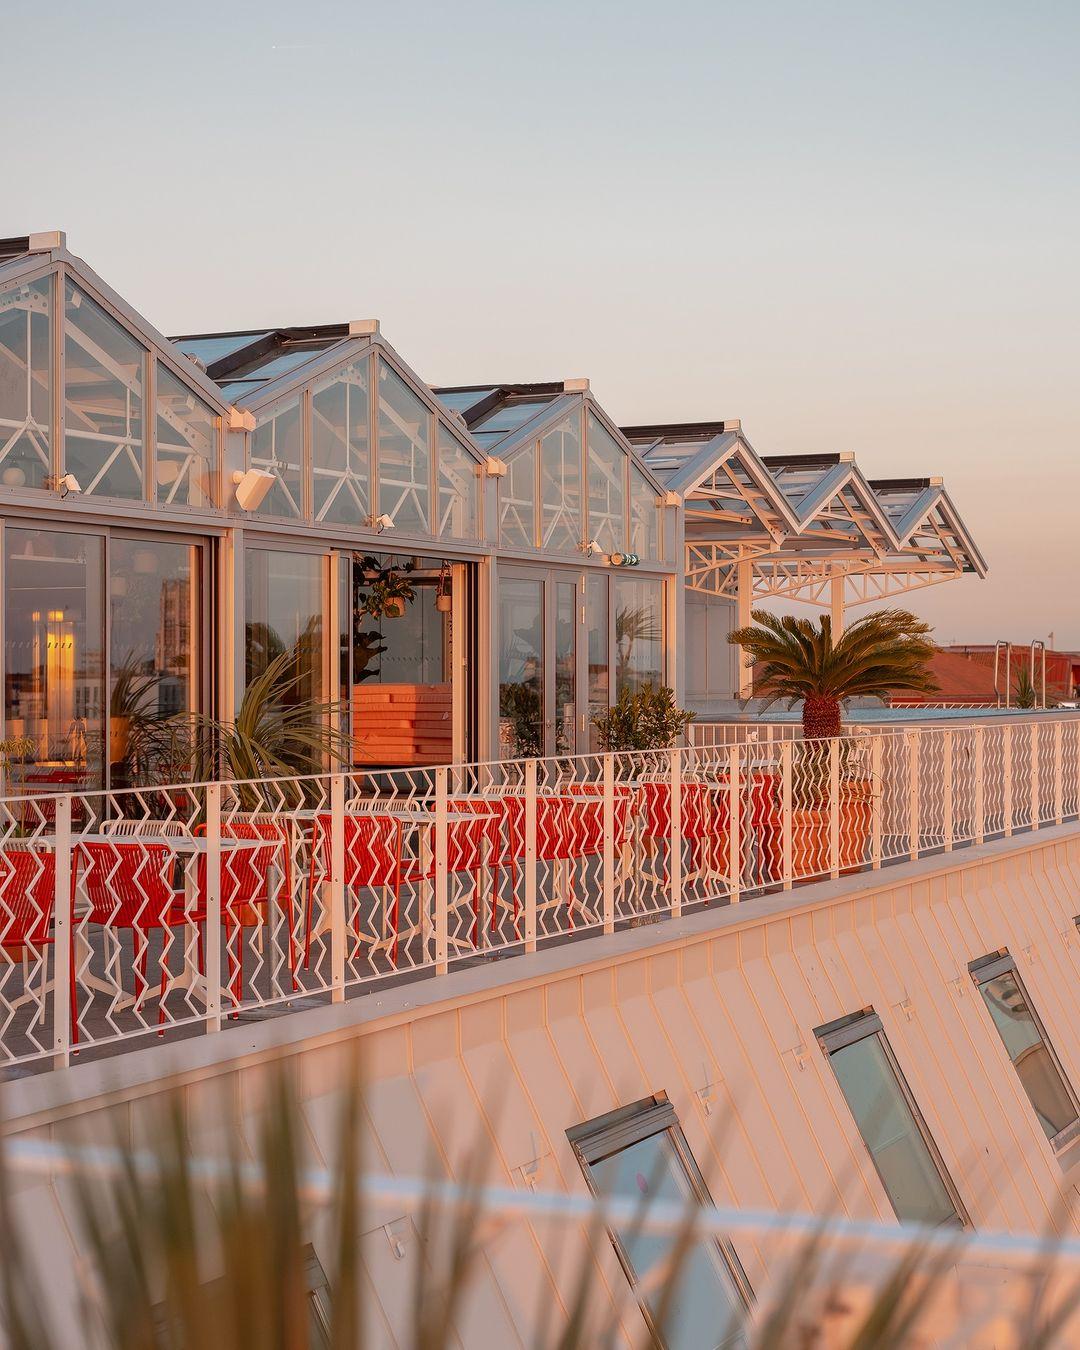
top-left (356, 559), bottom-right (416, 620)
top-left (498, 681), bottom-right (543, 757)
top-left (591, 682), bottom-right (695, 751)
top-left (729, 608), bottom-right (938, 738)
top-left (1014, 666), bottom-right (1038, 709)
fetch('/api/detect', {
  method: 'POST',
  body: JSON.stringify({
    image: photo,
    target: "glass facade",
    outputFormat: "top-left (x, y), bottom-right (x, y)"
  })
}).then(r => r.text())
top-left (245, 549), bottom-right (324, 707)
top-left (498, 578), bottom-right (543, 757)
top-left (251, 397), bottom-right (304, 519)
top-left (155, 361), bottom-right (218, 508)
top-left (4, 527), bottom-right (105, 792)
top-left (586, 573), bottom-right (609, 749)
top-left (313, 359), bottom-right (369, 525)
top-left (499, 443), bottom-right (536, 549)
top-left (65, 280), bottom-right (145, 501)
top-left (436, 426), bottom-right (479, 540)
top-left (540, 416), bottom-right (582, 552)
top-left (0, 276), bottom-right (52, 492)
top-left (554, 580), bottom-right (577, 753)
top-left (614, 576), bottom-right (663, 696)
top-left (629, 464), bottom-right (660, 560)
top-left (377, 361), bottom-right (430, 534)
top-left (586, 414), bottom-right (626, 555)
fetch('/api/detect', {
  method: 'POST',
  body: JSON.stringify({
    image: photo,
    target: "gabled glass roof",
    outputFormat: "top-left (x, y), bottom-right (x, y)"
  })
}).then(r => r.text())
top-left (435, 388), bottom-right (497, 414)
top-left (432, 382), bottom-right (564, 449)
top-left (173, 332), bottom-right (271, 365)
top-left (169, 324), bottom-right (351, 404)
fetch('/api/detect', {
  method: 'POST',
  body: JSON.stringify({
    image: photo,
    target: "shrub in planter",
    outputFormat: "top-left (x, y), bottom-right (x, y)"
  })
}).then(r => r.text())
top-left (591, 683), bottom-right (695, 752)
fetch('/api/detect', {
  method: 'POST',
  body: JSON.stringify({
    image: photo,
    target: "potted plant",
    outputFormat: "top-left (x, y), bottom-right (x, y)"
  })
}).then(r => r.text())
top-left (358, 562), bottom-right (415, 621)
top-left (728, 608), bottom-right (937, 876)
top-left (435, 563), bottom-right (453, 614)
top-left (591, 682), bottom-right (695, 751)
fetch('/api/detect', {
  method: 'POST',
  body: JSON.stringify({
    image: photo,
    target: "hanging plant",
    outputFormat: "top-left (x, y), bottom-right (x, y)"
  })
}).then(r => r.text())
top-left (435, 562), bottom-right (453, 613)
top-left (357, 558), bottom-right (416, 620)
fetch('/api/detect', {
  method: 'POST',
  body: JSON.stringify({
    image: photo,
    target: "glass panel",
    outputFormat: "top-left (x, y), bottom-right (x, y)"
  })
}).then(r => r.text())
top-left (830, 1034), bottom-right (959, 1225)
top-left (64, 280), bottom-right (145, 500)
top-left (3, 528), bottom-right (104, 794)
top-left (377, 361), bottom-right (430, 534)
top-left (629, 464), bottom-right (660, 560)
top-left (0, 276), bottom-right (51, 491)
top-left (586, 574), bottom-right (609, 750)
top-left (590, 1131), bottom-right (747, 1349)
top-left (245, 550), bottom-right (324, 748)
top-left (586, 414), bottom-right (626, 554)
top-left (351, 555), bottom-right (453, 767)
top-left (313, 358), bottom-right (369, 525)
top-left (614, 577), bottom-right (663, 697)
top-left (499, 444), bottom-right (537, 549)
top-left (156, 362), bottom-right (218, 508)
top-left (436, 428), bottom-right (478, 540)
top-left (108, 539), bottom-right (198, 789)
top-left (498, 578), bottom-right (543, 758)
top-left (173, 333), bottom-right (268, 365)
top-left (435, 388), bottom-right (496, 414)
top-left (472, 398), bottom-right (553, 435)
top-left (251, 397), bottom-right (304, 519)
top-left (228, 345), bottom-right (329, 383)
top-left (555, 582), bottom-right (577, 753)
top-left (540, 416), bottom-right (582, 552)
top-left (979, 972), bottom-right (1079, 1141)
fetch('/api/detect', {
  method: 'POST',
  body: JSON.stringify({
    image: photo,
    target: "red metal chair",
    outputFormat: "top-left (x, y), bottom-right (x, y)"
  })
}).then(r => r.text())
top-left (0, 849), bottom-right (77, 1031)
top-left (197, 826), bottom-right (289, 1013)
top-left (72, 841), bottom-right (197, 1028)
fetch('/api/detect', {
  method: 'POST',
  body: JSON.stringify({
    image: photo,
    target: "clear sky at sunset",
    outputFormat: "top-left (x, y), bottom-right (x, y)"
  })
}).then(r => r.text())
top-left (6, 0), bottom-right (1077, 644)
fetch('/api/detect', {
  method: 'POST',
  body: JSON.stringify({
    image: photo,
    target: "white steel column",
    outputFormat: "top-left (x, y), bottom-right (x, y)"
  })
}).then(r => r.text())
top-left (736, 560), bottom-right (754, 699)
top-left (830, 576), bottom-right (845, 639)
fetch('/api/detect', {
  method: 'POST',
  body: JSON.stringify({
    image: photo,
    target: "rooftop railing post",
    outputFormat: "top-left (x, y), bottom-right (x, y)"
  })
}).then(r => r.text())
top-left (870, 736), bottom-right (883, 869)
top-left (330, 773), bottom-right (346, 1002)
top-left (907, 732), bottom-right (920, 862)
top-left (1031, 722), bottom-right (1040, 832)
top-left (204, 783), bottom-right (222, 1034)
top-left (829, 738), bottom-right (841, 880)
top-left (974, 726), bottom-right (986, 845)
top-left (1054, 719), bottom-right (1064, 826)
top-left (669, 747), bottom-right (683, 919)
top-left (780, 740), bottom-right (793, 890)
top-left (1003, 724), bottom-right (1014, 838)
top-left (727, 746), bottom-right (741, 903)
top-left (943, 729), bottom-right (954, 853)
top-left (52, 793), bottom-right (72, 1070)
top-left (602, 754), bottom-right (615, 934)
top-left (435, 767), bottom-right (449, 973)
top-left (524, 759), bottom-right (537, 953)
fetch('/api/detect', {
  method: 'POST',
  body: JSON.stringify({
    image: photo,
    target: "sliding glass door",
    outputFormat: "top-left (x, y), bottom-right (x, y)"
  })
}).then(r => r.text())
top-left (3, 525), bottom-right (206, 795)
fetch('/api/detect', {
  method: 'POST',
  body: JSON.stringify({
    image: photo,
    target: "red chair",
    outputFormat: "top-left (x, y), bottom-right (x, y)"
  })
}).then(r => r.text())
top-left (305, 813), bottom-right (417, 966)
top-left (640, 780), bottom-right (732, 878)
top-left (197, 826), bottom-right (288, 1013)
top-left (72, 841), bottom-right (197, 1028)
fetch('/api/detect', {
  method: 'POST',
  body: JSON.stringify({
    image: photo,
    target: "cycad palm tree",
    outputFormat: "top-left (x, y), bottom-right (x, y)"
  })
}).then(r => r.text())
top-left (728, 608), bottom-right (938, 739)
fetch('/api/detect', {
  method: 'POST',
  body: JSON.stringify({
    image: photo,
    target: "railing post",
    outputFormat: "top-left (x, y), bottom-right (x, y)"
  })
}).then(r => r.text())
top-left (52, 794), bottom-right (72, 1070)
top-left (1003, 724), bottom-right (1013, 837)
top-left (330, 773), bottom-right (346, 1001)
top-left (974, 726), bottom-right (985, 845)
top-left (870, 735), bottom-right (883, 869)
top-left (943, 729), bottom-right (954, 853)
top-left (523, 759), bottom-right (537, 953)
top-left (829, 738), bottom-right (841, 879)
top-left (602, 754), bottom-right (616, 933)
top-left (907, 732), bottom-right (920, 861)
top-left (669, 748), bottom-right (683, 919)
top-left (434, 766), bottom-right (449, 972)
top-left (204, 783), bottom-right (222, 1033)
top-left (780, 740), bottom-right (793, 890)
top-left (727, 746), bottom-right (741, 903)
top-left (1054, 720), bottom-right (1064, 826)
top-left (1030, 723), bottom-right (1040, 831)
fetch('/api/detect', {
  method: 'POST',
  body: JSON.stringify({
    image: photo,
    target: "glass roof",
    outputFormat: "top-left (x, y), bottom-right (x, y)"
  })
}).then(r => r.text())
top-left (226, 344), bottom-right (333, 382)
top-left (435, 388), bottom-right (496, 414)
top-left (174, 332), bottom-right (270, 364)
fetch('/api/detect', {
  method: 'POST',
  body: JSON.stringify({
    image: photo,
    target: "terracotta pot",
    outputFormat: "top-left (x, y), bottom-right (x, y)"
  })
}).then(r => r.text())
top-left (383, 597), bottom-right (406, 618)
top-left (435, 592), bottom-right (452, 613)
top-left (759, 781), bottom-right (872, 880)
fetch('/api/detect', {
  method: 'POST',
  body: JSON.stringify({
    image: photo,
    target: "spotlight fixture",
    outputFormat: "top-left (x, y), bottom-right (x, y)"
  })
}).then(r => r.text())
top-left (374, 513), bottom-right (395, 532)
top-left (232, 468), bottom-right (275, 512)
top-left (46, 473), bottom-right (82, 498)
top-left (582, 539), bottom-right (604, 557)
top-left (609, 552), bottom-right (640, 568)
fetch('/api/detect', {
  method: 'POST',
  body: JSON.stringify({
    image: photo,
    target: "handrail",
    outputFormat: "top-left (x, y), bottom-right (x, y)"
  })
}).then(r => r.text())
top-left (993, 639), bottom-right (1011, 707)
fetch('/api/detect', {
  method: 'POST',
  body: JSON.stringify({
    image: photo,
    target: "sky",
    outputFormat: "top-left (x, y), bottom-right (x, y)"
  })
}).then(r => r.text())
top-left (6, 0), bottom-right (1078, 645)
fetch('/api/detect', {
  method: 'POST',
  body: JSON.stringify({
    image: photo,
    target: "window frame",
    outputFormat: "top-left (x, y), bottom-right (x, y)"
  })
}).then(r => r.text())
top-left (567, 1091), bottom-right (753, 1339)
top-left (816, 1010), bottom-right (970, 1227)
top-left (969, 952), bottom-right (1080, 1153)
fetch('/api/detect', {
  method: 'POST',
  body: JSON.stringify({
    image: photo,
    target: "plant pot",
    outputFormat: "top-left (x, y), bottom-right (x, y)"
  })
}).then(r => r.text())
top-left (383, 598), bottom-right (406, 618)
top-left (435, 593), bottom-right (452, 613)
top-left (759, 780), bottom-right (872, 880)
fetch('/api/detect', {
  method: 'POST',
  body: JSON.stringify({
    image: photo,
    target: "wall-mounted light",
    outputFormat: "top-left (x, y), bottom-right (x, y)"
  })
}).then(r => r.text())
top-left (609, 552), bottom-right (640, 568)
top-left (582, 539), bottom-right (604, 557)
top-left (373, 513), bottom-right (395, 532)
top-left (46, 473), bottom-right (82, 498)
top-left (232, 468), bottom-right (275, 512)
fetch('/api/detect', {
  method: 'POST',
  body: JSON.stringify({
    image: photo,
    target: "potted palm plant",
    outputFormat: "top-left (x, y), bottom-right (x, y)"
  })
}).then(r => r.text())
top-left (728, 608), bottom-right (938, 876)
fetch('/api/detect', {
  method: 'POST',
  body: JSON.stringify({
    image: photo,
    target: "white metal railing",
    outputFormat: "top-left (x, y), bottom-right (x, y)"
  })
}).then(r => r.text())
top-left (2, 716), bottom-right (1080, 1073)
